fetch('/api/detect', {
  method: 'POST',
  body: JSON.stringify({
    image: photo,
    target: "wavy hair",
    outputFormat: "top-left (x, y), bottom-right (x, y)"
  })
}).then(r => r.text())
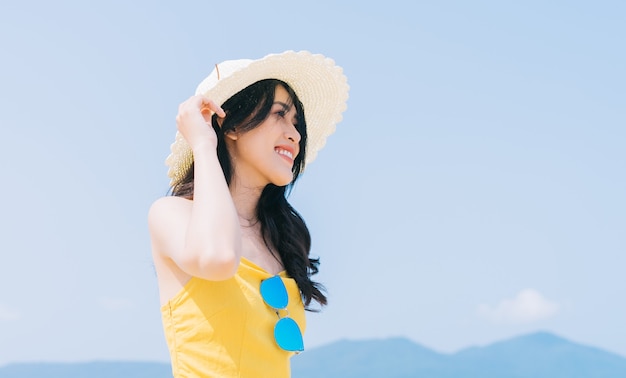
top-left (170, 79), bottom-right (327, 309)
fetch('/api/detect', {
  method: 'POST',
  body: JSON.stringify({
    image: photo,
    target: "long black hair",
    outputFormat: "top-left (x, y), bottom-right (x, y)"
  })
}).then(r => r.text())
top-left (171, 79), bottom-right (327, 309)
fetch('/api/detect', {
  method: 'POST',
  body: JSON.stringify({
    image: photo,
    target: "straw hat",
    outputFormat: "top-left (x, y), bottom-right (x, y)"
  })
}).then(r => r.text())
top-left (166, 50), bottom-right (350, 185)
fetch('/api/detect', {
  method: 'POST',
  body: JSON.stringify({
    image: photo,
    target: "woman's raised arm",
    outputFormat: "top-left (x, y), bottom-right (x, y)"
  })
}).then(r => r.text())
top-left (149, 95), bottom-right (241, 281)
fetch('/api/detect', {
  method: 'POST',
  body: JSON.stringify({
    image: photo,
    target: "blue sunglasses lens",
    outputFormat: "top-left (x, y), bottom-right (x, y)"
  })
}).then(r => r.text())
top-left (260, 276), bottom-right (288, 309)
top-left (275, 317), bottom-right (304, 352)
top-left (260, 276), bottom-right (304, 353)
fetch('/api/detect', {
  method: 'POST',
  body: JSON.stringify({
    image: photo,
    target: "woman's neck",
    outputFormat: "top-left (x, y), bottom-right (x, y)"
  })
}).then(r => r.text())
top-left (229, 178), bottom-right (264, 226)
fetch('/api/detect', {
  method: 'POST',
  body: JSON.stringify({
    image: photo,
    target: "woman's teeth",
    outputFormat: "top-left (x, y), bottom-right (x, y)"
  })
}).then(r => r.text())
top-left (276, 149), bottom-right (293, 159)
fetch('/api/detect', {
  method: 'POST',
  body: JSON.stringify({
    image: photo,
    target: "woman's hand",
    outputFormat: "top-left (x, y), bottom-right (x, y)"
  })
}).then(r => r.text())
top-left (176, 95), bottom-right (227, 151)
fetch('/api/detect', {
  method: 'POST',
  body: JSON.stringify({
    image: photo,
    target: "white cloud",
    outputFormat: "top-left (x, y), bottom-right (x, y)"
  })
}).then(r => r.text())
top-left (0, 304), bottom-right (20, 321)
top-left (477, 289), bottom-right (559, 324)
top-left (98, 297), bottom-right (134, 311)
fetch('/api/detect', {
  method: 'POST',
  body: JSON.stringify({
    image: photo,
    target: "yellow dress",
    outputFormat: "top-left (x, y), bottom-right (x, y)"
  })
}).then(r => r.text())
top-left (161, 257), bottom-right (307, 378)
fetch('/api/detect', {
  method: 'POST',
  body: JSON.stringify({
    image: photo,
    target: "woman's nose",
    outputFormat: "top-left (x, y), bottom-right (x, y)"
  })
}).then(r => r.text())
top-left (285, 124), bottom-right (301, 143)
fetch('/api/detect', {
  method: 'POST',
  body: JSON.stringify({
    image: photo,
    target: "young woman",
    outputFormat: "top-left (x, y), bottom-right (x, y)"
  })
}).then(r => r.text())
top-left (148, 51), bottom-right (349, 377)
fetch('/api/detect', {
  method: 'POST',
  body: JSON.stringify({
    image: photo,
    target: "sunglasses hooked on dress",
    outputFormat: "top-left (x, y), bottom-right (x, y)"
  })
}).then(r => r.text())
top-left (260, 275), bottom-right (304, 353)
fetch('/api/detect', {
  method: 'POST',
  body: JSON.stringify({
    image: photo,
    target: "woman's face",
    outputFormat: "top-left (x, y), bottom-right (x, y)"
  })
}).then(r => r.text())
top-left (227, 85), bottom-right (302, 188)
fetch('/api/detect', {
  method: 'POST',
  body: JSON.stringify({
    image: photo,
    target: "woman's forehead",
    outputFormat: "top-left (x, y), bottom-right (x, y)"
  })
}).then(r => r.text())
top-left (273, 85), bottom-right (299, 116)
top-left (274, 85), bottom-right (292, 103)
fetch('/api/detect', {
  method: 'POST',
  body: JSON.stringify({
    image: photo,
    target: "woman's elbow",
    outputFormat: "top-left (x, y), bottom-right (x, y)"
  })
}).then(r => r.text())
top-left (196, 250), bottom-right (240, 281)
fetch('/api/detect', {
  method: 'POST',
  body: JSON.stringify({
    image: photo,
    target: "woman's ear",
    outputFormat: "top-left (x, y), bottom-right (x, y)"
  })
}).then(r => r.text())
top-left (214, 113), bottom-right (237, 139)
top-left (225, 129), bottom-right (238, 141)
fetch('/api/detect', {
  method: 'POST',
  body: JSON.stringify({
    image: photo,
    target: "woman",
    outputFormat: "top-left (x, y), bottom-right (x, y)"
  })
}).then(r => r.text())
top-left (149, 51), bottom-right (349, 377)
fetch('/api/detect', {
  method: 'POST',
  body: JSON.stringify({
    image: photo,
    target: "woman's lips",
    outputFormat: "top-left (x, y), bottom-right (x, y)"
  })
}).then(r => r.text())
top-left (275, 146), bottom-right (295, 164)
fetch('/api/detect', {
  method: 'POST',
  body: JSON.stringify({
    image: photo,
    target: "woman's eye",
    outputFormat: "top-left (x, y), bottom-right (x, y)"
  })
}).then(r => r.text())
top-left (276, 110), bottom-right (286, 117)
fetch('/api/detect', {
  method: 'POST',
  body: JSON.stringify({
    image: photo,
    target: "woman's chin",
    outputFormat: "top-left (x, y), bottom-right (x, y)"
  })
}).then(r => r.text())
top-left (271, 172), bottom-right (295, 187)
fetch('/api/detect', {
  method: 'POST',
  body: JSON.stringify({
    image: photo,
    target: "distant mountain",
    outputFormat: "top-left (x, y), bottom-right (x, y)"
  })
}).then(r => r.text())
top-left (291, 331), bottom-right (626, 378)
top-left (2, 332), bottom-right (625, 378)
top-left (451, 332), bottom-right (626, 378)
top-left (292, 337), bottom-right (447, 378)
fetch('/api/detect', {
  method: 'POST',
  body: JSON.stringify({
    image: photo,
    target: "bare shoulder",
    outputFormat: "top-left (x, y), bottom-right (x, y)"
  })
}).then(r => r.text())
top-left (148, 196), bottom-right (192, 255)
top-left (148, 196), bottom-right (194, 303)
top-left (149, 196), bottom-right (191, 228)
top-left (149, 195), bottom-right (192, 218)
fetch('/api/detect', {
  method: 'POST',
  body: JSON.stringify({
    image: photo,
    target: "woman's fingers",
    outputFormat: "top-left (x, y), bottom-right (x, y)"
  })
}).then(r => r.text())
top-left (175, 95), bottom-right (222, 151)
top-left (178, 95), bottom-right (225, 118)
top-left (198, 96), bottom-right (226, 118)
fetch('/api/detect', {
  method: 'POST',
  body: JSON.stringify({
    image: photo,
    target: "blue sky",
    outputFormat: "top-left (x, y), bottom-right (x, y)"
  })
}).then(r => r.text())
top-left (1, 0), bottom-right (624, 365)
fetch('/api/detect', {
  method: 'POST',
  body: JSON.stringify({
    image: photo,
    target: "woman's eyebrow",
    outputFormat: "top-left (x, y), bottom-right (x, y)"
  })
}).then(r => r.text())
top-left (272, 101), bottom-right (298, 115)
top-left (273, 101), bottom-right (293, 110)
top-left (273, 101), bottom-right (299, 123)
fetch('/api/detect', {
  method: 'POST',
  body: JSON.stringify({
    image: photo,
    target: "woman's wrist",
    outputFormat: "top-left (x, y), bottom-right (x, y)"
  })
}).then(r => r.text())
top-left (190, 140), bottom-right (218, 156)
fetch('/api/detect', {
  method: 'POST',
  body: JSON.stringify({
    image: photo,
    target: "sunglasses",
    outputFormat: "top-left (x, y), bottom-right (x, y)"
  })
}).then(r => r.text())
top-left (260, 276), bottom-right (304, 353)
